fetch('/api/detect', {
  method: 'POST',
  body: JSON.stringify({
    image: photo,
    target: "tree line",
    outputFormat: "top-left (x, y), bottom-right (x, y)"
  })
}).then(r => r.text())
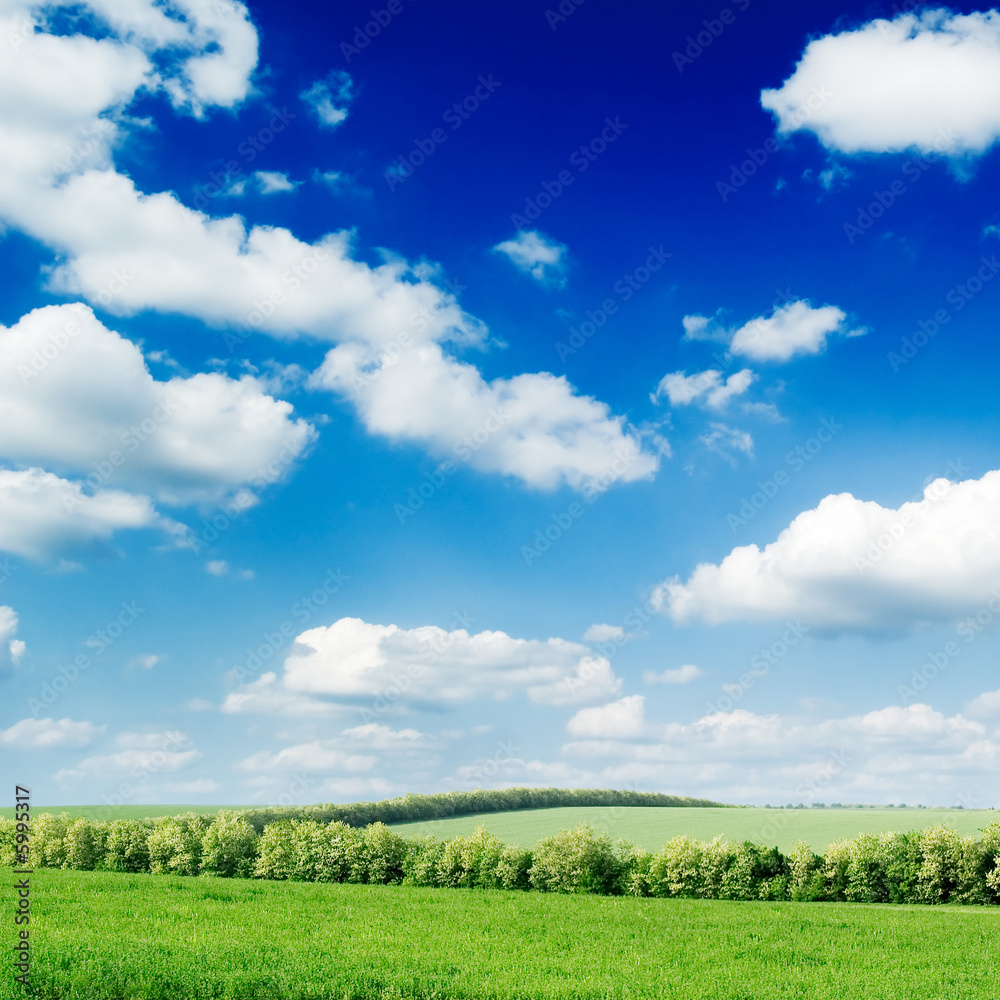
top-left (5, 810), bottom-right (1000, 905)
top-left (234, 786), bottom-right (726, 832)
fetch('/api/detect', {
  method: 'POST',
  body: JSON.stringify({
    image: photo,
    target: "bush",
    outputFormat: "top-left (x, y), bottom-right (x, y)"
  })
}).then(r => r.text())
top-left (403, 836), bottom-right (446, 887)
top-left (529, 825), bottom-right (622, 894)
top-left (0, 818), bottom-right (19, 867)
top-left (359, 822), bottom-right (407, 885)
top-left (788, 841), bottom-right (825, 901)
top-left (650, 836), bottom-right (704, 898)
top-left (617, 842), bottom-right (653, 897)
top-left (104, 820), bottom-right (151, 873)
top-left (148, 814), bottom-right (205, 876)
top-left (495, 844), bottom-right (533, 891)
top-left (201, 811), bottom-right (257, 878)
top-left (32, 812), bottom-right (71, 868)
top-left (317, 821), bottom-right (361, 883)
top-left (64, 818), bottom-right (108, 871)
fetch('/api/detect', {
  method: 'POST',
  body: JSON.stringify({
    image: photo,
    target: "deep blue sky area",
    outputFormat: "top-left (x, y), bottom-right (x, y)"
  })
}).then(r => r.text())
top-left (2, 0), bottom-right (1000, 808)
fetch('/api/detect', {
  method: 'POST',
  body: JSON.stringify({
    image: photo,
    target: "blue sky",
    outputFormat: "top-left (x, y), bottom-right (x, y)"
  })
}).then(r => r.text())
top-left (3, 0), bottom-right (1000, 808)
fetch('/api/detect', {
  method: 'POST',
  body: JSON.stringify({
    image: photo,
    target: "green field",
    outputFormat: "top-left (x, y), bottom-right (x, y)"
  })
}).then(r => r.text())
top-left (0, 804), bottom-right (244, 821)
top-left (4, 867), bottom-right (999, 999)
top-left (390, 806), bottom-right (999, 853)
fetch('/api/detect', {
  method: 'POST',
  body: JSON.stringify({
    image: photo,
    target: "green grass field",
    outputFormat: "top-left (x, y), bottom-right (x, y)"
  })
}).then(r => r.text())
top-left (0, 804), bottom-right (242, 821)
top-left (3, 867), bottom-right (999, 999)
top-left (389, 805), bottom-right (998, 853)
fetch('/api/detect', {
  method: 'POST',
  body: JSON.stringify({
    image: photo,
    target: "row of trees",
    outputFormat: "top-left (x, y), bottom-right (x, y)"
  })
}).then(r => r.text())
top-left (5, 812), bottom-right (1000, 905)
top-left (236, 786), bottom-right (726, 832)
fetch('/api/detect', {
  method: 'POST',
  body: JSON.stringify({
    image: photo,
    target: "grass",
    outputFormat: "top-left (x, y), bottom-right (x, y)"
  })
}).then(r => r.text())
top-left (3, 867), bottom-right (1000, 999)
top-left (389, 806), bottom-right (999, 853)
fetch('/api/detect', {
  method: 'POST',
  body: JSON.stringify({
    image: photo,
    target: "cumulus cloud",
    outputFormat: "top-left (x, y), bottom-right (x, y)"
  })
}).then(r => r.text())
top-left (652, 368), bottom-right (756, 408)
top-left (300, 72), bottom-right (353, 129)
top-left (0, 305), bottom-right (315, 507)
top-left (0, 8), bottom-right (656, 496)
top-left (0, 468), bottom-right (181, 561)
top-left (254, 170), bottom-right (298, 194)
top-left (567, 695), bottom-right (646, 739)
top-left (311, 345), bottom-right (657, 492)
top-left (237, 741), bottom-right (377, 774)
top-left (493, 230), bottom-right (568, 287)
top-left (583, 623), bottom-right (625, 643)
top-left (761, 10), bottom-right (1000, 157)
top-left (55, 747), bottom-right (198, 780)
top-left (659, 469), bottom-right (1000, 630)
top-left (0, 716), bottom-right (102, 747)
top-left (684, 301), bottom-right (855, 364)
top-left (643, 664), bottom-right (702, 684)
top-left (0, 606), bottom-right (24, 664)
top-left (223, 616), bottom-right (623, 714)
top-left (700, 422), bottom-right (753, 464)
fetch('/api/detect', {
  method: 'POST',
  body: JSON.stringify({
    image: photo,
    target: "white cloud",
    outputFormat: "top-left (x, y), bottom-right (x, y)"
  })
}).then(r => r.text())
top-left (300, 72), bottom-right (353, 129)
top-left (115, 730), bottom-right (190, 749)
top-left (643, 664), bottom-right (702, 685)
top-left (0, 8), bottom-right (656, 497)
top-left (557, 701), bottom-right (999, 805)
top-left (0, 606), bottom-right (24, 664)
top-left (311, 344), bottom-right (657, 492)
top-left (966, 689), bottom-right (1000, 718)
top-left (683, 301), bottom-right (852, 363)
top-left (162, 778), bottom-right (219, 794)
top-left (0, 305), bottom-right (315, 506)
top-left (128, 653), bottom-right (160, 669)
top-left (700, 422), bottom-right (753, 463)
top-left (237, 742), bottom-right (377, 774)
top-left (567, 695), bottom-right (646, 739)
top-left (660, 469), bottom-right (1000, 630)
top-left (0, 717), bottom-right (103, 748)
top-left (761, 10), bottom-right (1000, 157)
top-left (206, 560), bottom-right (229, 576)
top-left (224, 616), bottom-right (623, 714)
top-left (493, 230), bottom-right (568, 287)
top-left (652, 368), bottom-right (756, 408)
top-left (254, 170), bottom-right (298, 194)
top-left (583, 623), bottom-right (625, 643)
top-left (55, 747), bottom-right (198, 780)
top-left (0, 468), bottom-right (179, 561)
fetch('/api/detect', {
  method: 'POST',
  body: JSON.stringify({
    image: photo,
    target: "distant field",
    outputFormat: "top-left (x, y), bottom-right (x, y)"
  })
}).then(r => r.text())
top-left (0, 803), bottom-right (238, 821)
top-left (390, 806), bottom-right (999, 853)
top-left (3, 867), bottom-right (997, 1000)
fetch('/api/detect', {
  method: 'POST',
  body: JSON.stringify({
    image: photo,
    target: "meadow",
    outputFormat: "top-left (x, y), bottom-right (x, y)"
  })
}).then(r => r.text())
top-left (4, 867), bottom-right (999, 1000)
top-left (390, 805), bottom-right (998, 853)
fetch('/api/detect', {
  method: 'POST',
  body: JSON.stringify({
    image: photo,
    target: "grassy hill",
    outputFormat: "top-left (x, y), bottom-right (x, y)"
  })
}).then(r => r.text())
top-left (389, 805), bottom-right (999, 853)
